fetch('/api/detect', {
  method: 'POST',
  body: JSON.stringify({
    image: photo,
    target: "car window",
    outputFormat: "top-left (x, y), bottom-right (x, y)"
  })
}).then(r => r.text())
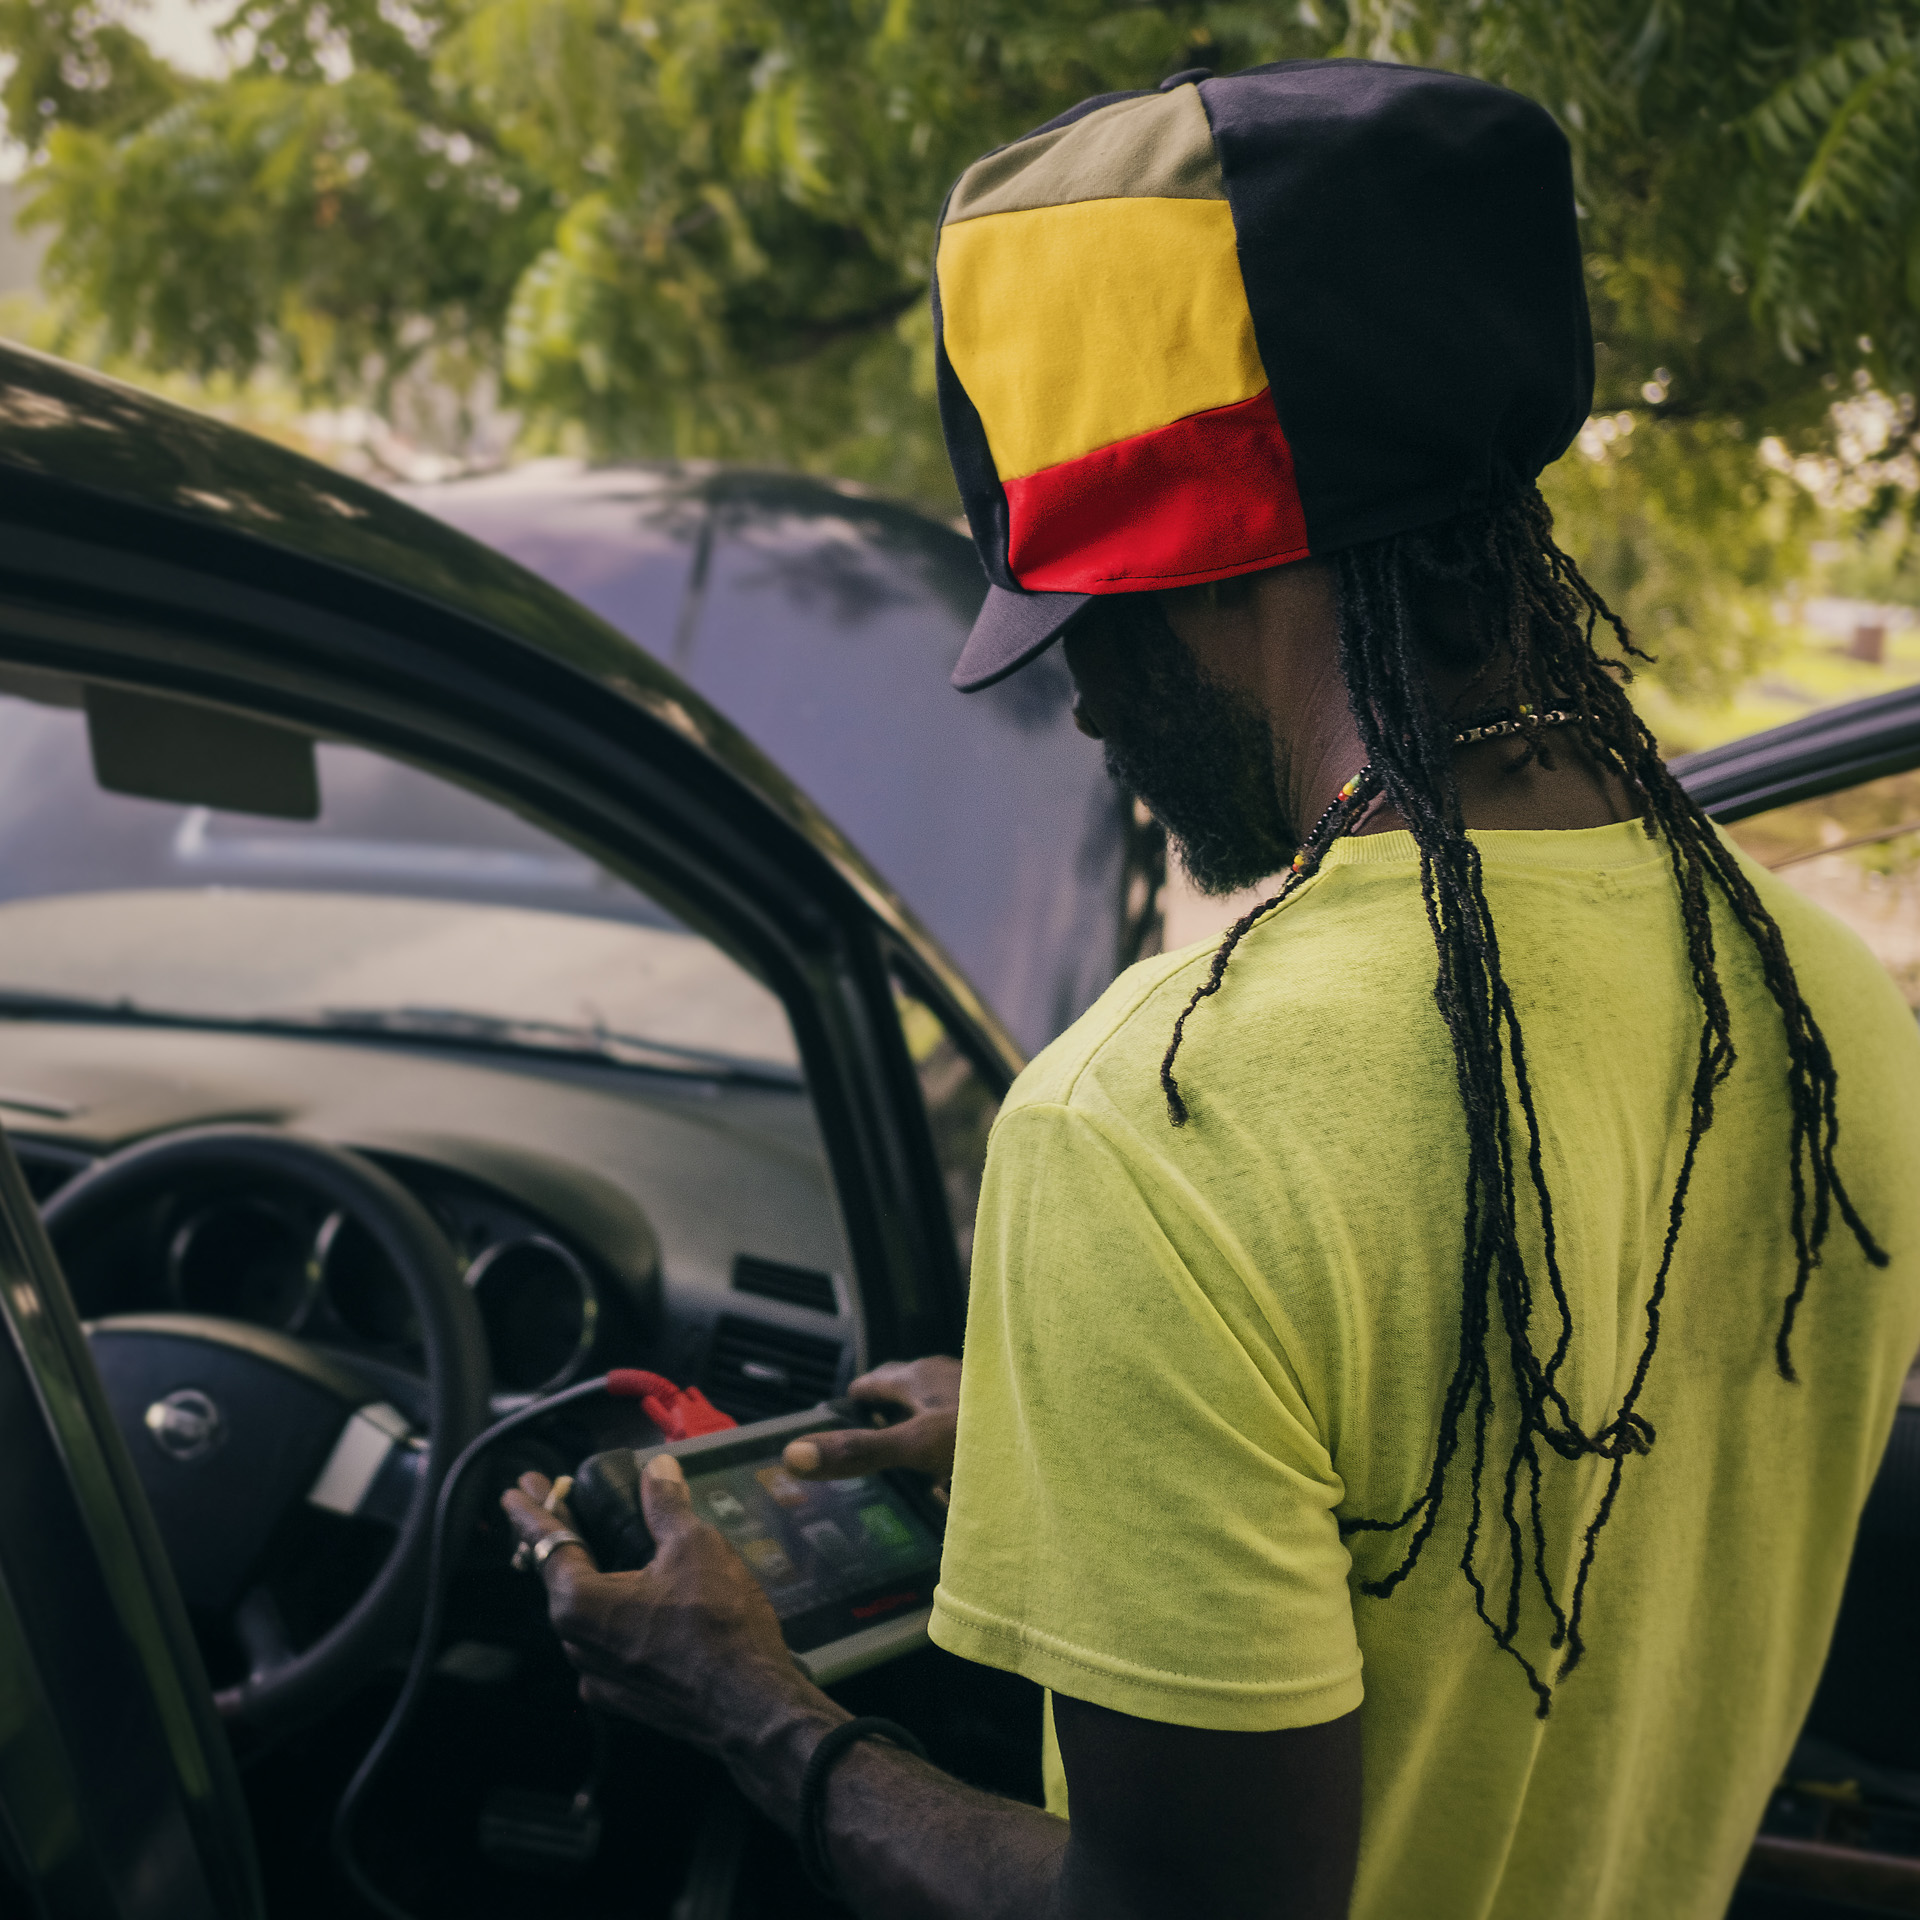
top-left (0, 671), bottom-right (797, 1074)
top-left (0, 669), bottom-right (871, 1415)
top-left (891, 971), bottom-right (1003, 1278)
top-left (1724, 770), bottom-right (1920, 1008)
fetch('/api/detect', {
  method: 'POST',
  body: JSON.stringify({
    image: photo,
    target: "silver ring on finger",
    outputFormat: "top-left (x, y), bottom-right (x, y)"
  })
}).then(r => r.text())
top-left (531, 1530), bottom-right (585, 1569)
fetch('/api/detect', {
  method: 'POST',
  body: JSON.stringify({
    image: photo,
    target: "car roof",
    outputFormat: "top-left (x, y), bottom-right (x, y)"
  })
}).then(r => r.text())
top-left (0, 342), bottom-right (1028, 1063)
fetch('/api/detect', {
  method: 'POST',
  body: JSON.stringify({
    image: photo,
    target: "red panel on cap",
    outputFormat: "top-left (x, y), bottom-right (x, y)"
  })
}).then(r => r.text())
top-left (1004, 388), bottom-right (1310, 593)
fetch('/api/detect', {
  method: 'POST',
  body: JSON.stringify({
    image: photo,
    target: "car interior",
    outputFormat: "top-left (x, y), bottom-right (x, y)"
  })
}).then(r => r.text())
top-left (0, 660), bottom-right (1031, 1919)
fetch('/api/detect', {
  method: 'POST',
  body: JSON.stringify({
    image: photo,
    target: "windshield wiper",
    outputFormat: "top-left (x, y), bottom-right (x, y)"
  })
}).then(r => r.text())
top-left (0, 989), bottom-right (156, 1021)
top-left (0, 990), bottom-right (802, 1090)
top-left (300, 1005), bottom-right (802, 1088)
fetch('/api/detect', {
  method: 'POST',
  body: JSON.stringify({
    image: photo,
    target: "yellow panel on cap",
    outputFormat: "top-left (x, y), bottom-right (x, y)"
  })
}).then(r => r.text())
top-left (937, 196), bottom-right (1266, 481)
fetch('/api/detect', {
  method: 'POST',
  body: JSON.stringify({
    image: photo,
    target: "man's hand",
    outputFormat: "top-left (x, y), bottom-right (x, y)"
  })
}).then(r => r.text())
top-left (501, 1456), bottom-right (1357, 1919)
top-left (500, 1459), bottom-right (837, 1789)
top-left (782, 1355), bottom-right (961, 1496)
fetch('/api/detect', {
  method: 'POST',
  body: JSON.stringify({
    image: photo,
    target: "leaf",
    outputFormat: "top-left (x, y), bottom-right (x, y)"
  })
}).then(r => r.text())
top-left (1787, 42), bottom-right (1916, 226)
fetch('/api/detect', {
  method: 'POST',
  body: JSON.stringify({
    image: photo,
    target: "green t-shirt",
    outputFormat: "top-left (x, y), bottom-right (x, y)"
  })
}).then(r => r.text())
top-left (929, 821), bottom-right (1920, 1920)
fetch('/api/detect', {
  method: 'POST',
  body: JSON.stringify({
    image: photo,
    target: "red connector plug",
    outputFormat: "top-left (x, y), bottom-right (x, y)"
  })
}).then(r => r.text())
top-left (605, 1369), bottom-right (737, 1439)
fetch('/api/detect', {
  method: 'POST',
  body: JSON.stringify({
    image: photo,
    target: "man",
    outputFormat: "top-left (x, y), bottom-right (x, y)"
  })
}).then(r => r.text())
top-left (505, 60), bottom-right (1920, 1917)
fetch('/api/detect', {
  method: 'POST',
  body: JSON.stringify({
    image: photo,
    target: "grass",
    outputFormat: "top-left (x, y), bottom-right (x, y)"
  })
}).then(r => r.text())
top-left (1635, 618), bottom-right (1920, 757)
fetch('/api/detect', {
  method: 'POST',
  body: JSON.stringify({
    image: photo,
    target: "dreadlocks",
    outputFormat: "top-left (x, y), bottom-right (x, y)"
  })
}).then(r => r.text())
top-left (1159, 485), bottom-right (1889, 1716)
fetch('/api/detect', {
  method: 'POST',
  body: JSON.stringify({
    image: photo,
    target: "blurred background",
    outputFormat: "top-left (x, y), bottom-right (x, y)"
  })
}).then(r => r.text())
top-left (2, 0), bottom-right (1917, 1003)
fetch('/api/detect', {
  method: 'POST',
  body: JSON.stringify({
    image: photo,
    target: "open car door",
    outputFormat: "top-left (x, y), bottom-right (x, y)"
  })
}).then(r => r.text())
top-left (1682, 687), bottom-right (1920, 1920)
top-left (0, 1126), bottom-right (264, 1919)
top-left (0, 341), bottom-right (1029, 1918)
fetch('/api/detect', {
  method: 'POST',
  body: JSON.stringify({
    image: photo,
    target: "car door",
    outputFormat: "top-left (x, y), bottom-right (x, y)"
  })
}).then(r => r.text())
top-left (0, 347), bottom-right (1026, 1917)
top-left (0, 1120), bottom-right (265, 1920)
top-left (1679, 686), bottom-right (1920, 1920)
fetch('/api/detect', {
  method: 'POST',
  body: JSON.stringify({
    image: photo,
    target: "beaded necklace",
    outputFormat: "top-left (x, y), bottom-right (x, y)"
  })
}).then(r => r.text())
top-left (1281, 706), bottom-right (1583, 893)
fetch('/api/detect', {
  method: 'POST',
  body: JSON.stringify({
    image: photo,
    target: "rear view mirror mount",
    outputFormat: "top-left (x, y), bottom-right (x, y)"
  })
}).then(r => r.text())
top-left (84, 685), bottom-right (320, 821)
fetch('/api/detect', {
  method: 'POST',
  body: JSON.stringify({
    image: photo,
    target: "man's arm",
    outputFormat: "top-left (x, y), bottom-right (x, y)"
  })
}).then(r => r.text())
top-left (503, 1458), bottom-right (1360, 1919)
top-left (814, 1690), bottom-right (1360, 1919)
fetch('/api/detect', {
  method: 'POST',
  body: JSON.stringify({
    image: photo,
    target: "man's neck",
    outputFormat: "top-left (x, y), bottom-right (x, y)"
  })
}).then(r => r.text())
top-left (1157, 565), bottom-right (1637, 839)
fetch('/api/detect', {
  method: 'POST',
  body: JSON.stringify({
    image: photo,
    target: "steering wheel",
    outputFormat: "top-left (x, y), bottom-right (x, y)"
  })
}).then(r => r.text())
top-left (43, 1126), bottom-right (490, 1737)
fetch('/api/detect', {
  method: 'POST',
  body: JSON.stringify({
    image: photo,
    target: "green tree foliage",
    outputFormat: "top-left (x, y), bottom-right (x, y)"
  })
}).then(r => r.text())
top-left (6, 2), bottom-right (1327, 493)
top-left (1345, 0), bottom-right (1920, 695)
top-left (6, 2), bottom-right (1919, 692)
top-left (6, 1), bottom-right (553, 408)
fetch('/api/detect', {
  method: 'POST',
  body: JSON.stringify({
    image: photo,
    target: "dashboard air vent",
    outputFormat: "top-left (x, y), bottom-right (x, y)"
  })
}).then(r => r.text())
top-left (704, 1315), bottom-right (843, 1420)
top-left (731, 1255), bottom-right (838, 1316)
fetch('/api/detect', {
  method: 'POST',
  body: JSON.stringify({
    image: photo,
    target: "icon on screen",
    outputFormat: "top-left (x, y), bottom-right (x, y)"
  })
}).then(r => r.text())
top-left (801, 1520), bottom-right (855, 1566)
top-left (859, 1503), bottom-right (914, 1552)
top-left (704, 1489), bottom-right (748, 1526)
top-left (739, 1536), bottom-right (798, 1584)
top-left (755, 1466), bottom-right (809, 1510)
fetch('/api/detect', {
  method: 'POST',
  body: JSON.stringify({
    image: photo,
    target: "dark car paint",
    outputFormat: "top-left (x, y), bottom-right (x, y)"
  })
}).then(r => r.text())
top-left (397, 463), bottom-right (1140, 1057)
top-left (1670, 680), bottom-right (1920, 823)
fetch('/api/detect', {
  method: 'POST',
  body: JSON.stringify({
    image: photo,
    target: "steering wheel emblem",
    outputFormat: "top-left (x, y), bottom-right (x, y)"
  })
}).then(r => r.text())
top-left (144, 1388), bottom-right (226, 1462)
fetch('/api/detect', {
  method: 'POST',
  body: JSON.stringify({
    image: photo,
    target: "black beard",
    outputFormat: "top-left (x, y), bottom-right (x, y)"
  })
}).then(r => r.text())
top-left (1091, 600), bottom-right (1297, 897)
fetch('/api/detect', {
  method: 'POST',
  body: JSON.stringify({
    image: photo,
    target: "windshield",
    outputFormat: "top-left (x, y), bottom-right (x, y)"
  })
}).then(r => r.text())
top-left (0, 676), bottom-right (799, 1078)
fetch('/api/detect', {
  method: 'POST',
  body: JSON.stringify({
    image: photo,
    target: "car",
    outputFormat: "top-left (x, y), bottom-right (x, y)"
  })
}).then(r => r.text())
top-left (0, 339), bottom-right (1909, 1920)
top-left (1675, 693), bottom-right (1920, 1920)
top-left (0, 340), bottom-right (1034, 1920)
top-left (394, 459), bottom-right (1165, 1061)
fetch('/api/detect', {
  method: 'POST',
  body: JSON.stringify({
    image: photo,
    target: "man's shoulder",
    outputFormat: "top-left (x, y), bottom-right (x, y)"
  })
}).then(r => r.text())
top-left (1740, 844), bottom-right (1917, 1015)
top-left (1004, 940), bottom-right (1209, 1117)
top-left (1005, 890), bottom-right (1408, 1133)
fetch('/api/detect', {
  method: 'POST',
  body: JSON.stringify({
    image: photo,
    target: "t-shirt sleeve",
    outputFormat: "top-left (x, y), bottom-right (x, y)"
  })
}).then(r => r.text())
top-left (928, 1099), bottom-right (1364, 1731)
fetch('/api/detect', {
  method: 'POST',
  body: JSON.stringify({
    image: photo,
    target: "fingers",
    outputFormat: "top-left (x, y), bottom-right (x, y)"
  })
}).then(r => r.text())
top-left (501, 1473), bottom-right (599, 1582)
top-left (637, 1452), bottom-right (699, 1542)
top-left (790, 1411), bottom-right (961, 1482)
top-left (783, 1355), bottom-right (962, 1481)
top-left (783, 1420), bottom-right (923, 1480)
top-left (846, 1355), bottom-right (960, 1413)
top-left (844, 1359), bottom-right (927, 1411)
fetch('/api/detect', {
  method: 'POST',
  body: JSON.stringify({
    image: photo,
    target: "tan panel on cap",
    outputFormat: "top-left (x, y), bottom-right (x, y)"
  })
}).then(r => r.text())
top-left (944, 84), bottom-right (1223, 226)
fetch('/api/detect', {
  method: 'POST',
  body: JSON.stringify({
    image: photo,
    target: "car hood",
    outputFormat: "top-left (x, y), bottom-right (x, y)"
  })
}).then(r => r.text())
top-left (0, 888), bottom-right (800, 1072)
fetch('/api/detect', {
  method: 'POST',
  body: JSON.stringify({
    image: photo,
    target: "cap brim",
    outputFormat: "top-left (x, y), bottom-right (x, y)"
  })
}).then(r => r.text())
top-left (951, 585), bottom-right (1093, 692)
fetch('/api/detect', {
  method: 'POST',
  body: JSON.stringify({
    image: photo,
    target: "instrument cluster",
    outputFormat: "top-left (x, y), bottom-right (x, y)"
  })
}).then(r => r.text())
top-left (106, 1158), bottom-right (603, 1396)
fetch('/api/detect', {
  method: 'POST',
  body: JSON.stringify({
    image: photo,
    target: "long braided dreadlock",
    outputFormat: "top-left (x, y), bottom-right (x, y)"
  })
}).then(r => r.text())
top-left (1159, 484), bottom-right (1888, 1716)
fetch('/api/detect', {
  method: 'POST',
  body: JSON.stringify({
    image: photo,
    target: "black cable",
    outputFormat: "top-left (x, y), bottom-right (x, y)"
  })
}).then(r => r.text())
top-left (331, 1373), bottom-right (633, 1920)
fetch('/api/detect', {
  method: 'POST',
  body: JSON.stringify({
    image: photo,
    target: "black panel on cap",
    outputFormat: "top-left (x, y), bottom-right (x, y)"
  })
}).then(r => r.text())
top-left (951, 584), bottom-right (1092, 692)
top-left (1199, 60), bottom-right (1593, 555)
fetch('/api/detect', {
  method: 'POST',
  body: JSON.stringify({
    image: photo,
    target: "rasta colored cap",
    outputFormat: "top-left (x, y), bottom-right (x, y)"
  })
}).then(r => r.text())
top-left (936, 59), bottom-right (1594, 691)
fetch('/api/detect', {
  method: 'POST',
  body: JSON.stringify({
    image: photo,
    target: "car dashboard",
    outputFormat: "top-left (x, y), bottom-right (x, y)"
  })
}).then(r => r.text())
top-left (4, 1017), bottom-right (860, 1426)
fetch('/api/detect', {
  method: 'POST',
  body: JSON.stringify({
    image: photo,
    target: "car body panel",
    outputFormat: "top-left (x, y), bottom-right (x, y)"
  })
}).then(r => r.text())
top-left (1672, 682), bottom-right (1920, 821)
top-left (0, 1135), bottom-right (262, 1919)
